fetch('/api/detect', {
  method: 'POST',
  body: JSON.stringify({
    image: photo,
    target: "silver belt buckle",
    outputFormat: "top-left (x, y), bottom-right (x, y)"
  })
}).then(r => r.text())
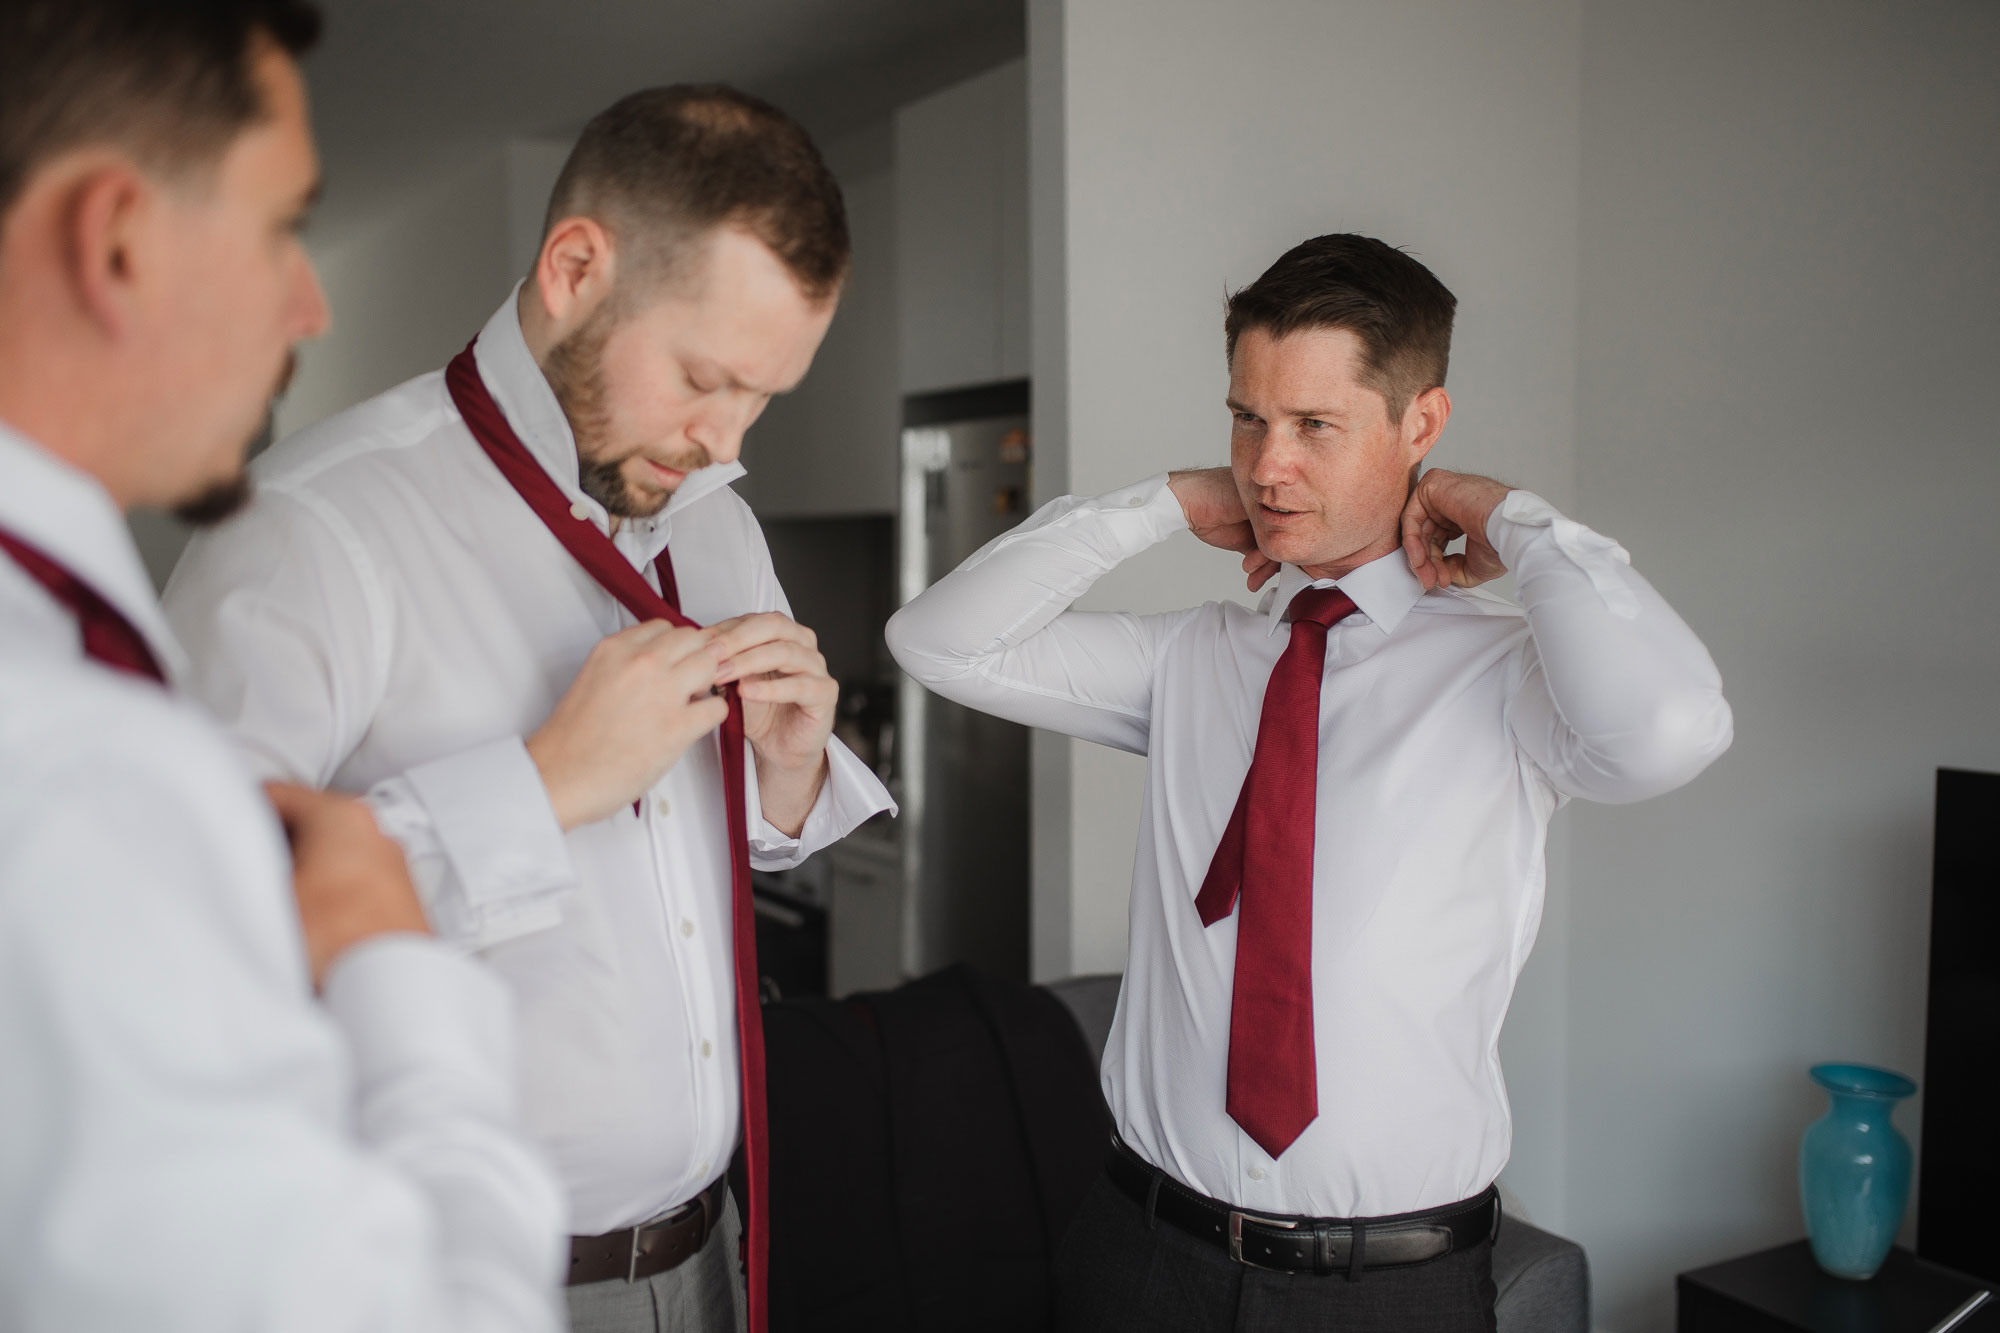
top-left (1228, 1209), bottom-right (1300, 1268)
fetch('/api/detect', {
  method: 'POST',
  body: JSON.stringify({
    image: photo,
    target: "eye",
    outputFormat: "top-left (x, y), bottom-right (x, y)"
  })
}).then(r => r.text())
top-left (1232, 411), bottom-right (1260, 426)
top-left (1301, 418), bottom-right (1332, 432)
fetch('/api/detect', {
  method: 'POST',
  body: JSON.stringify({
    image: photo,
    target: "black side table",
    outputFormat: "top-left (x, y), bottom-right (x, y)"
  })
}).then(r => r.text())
top-left (1678, 1241), bottom-right (1999, 1332)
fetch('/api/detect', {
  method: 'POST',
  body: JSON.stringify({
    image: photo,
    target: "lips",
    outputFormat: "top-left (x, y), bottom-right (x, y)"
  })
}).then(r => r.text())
top-left (646, 459), bottom-right (688, 487)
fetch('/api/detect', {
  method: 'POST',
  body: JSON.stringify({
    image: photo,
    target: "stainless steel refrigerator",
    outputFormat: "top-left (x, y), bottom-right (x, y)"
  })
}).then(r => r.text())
top-left (895, 382), bottom-right (1032, 981)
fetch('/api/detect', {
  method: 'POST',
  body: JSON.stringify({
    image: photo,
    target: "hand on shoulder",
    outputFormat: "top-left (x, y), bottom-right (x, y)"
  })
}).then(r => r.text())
top-left (1168, 467), bottom-right (1281, 592)
top-left (1400, 469), bottom-right (1513, 591)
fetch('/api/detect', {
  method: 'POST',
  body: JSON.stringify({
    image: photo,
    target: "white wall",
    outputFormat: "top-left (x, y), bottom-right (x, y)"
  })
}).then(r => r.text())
top-left (276, 140), bottom-right (565, 439)
top-left (1567, 2), bottom-right (2000, 1328)
top-left (1032, 0), bottom-right (1586, 1227)
top-left (737, 123), bottom-right (901, 519)
top-left (129, 141), bottom-right (560, 587)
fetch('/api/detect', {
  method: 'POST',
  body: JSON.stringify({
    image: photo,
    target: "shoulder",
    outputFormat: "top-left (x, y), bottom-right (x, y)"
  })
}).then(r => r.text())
top-left (255, 371), bottom-right (456, 495)
top-left (1414, 584), bottom-right (1530, 624)
top-left (0, 661), bottom-right (282, 876)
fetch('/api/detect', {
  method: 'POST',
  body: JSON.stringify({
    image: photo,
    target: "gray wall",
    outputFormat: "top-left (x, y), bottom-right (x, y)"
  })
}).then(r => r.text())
top-left (1034, 0), bottom-right (2000, 1327)
top-left (1568, 2), bottom-right (2000, 1327)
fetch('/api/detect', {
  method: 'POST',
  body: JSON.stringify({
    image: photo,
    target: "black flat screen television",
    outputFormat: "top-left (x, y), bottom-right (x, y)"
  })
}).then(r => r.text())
top-left (1917, 766), bottom-right (2000, 1282)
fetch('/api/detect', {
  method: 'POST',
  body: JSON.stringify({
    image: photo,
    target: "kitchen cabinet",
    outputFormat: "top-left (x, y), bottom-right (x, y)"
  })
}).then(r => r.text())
top-left (895, 58), bottom-right (1028, 395)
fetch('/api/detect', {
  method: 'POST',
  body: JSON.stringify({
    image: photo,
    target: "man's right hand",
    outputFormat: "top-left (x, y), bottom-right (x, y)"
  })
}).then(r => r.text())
top-left (1168, 467), bottom-right (1280, 592)
top-left (526, 621), bottom-right (731, 831)
top-left (266, 783), bottom-right (431, 988)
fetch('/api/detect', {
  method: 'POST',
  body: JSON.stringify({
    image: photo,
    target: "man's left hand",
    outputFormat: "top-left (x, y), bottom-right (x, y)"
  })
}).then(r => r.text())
top-left (710, 612), bottom-right (836, 835)
top-left (1401, 469), bottom-right (1514, 591)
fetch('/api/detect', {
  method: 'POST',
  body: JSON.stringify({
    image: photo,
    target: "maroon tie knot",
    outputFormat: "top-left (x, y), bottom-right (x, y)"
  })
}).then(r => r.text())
top-left (1287, 585), bottom-right (1358, 630)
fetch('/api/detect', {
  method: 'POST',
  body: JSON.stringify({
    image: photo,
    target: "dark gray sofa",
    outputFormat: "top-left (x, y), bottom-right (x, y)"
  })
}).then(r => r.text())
top-left (1045, 975), bottom-right (1589, 1333)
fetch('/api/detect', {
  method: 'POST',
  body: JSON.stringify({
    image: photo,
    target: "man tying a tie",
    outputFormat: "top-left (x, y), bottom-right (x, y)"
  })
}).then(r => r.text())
top-left (165, 86), bottom-right (894, 1333)
top-left (886, 233), bottom-right (1734, 1331)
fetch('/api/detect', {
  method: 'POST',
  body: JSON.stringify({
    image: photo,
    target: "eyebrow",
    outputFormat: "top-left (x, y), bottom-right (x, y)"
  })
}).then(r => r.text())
top-left (1225, 398), bottom-right (1346, 420)
top-left (700, 359), bottom-right (800, 397)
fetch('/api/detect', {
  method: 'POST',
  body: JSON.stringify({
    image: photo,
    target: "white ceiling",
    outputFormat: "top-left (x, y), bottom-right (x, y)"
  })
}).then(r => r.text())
top-left (302, 0), bottom-right (1024, 244)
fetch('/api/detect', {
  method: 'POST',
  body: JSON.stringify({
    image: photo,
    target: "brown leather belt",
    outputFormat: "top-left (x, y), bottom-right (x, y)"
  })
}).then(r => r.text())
top-left (567, 1176), bottom-right (729, 1286)
top-left (1106, 1135), bottom-right (1499, 1276)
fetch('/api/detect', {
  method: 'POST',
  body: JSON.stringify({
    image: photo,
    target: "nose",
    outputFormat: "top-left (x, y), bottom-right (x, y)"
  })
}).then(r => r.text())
top-left (1247, 429), bottom-right (1302, 490)
top-left (685, 394), bottom-right (762, 468)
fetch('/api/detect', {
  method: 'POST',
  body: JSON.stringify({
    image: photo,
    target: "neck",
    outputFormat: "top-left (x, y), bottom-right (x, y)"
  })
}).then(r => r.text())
top-left (516, 281), bottom-right (558, 367)
top-left (1300, 531), bottom-right (1401, 583)
top-left (0, 362), bottom-right (137, 511)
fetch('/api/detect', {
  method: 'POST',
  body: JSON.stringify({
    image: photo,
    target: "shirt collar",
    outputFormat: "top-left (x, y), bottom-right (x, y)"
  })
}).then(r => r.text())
top-left (0, 419), bottom-right (190, 681)
top-left (1262, 546), bottom-right (1426, 638)
top-left (469, 284), bottom-right (749, 561)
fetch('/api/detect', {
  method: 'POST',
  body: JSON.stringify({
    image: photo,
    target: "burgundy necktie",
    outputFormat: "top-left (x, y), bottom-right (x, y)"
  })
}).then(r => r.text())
top-left (1192, 584), bottom-right (1357, 1159)
top-left (0, 529), bottom-right (166, 685)
top-left (443, 344), bottom-right (771, 1333)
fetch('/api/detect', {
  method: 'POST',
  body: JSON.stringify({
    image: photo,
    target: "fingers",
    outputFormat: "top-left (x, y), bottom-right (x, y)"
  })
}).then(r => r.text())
top-left (663, 643), bottom-right (726, 703)
top-left (263, 781), bottom-right (314, 823)
top-left (706, 612), bottom-right (815, 661)
top-left (679, 694), bottom-right (731, 740)
top-left (736, 673), bottom-right (840, 709)
top-left (714, 638), bottom-right (828, 686)
top-left (1241, 549), bottom-right (1280, 592)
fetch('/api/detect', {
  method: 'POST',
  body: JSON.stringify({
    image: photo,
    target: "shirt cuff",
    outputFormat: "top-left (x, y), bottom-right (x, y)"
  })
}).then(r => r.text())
top-left (320, 932), bottom-right (517, 1112)
top-left (1486, 489), bottom-right (1641, 619)
top-left (384, 736), bottom-right (576, 949)
top-left (1098, 473), bottom-right (1195, 547)
top-left (747, 737), bottom-right (897, 870)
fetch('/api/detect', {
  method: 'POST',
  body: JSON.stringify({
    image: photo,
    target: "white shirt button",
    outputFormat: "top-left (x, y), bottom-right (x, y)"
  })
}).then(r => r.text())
top-left (679, 918), bottom-right (695, 938)
top-left (1247, 1165), bottom-right (1266, 1181)
top-left (696, 1159), bottom-right (711, 1179)
top-left (655, 796), bottom-right (671, 818)
top-left (1127, 496), bottom-right (1146, 507)
top-left (568, 500), bottom-right (591, 521)
top-left (700, 1039), bottom-right (713, 1059)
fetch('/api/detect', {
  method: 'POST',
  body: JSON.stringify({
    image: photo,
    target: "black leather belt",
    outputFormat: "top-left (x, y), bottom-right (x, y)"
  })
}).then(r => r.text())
top-left (567, 1176), bottom-right (729, 1286)
top-left (1106, 1136), bottom-right (1499, 1276)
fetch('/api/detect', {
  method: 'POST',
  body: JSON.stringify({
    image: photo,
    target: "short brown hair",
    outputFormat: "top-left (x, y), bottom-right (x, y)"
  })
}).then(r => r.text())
top-left (0, 0), bottom-right (321, 221)
top-left (545, 85), bottom-right (849, 304)
top-left (1224, 233), bottom-right (1457, 422)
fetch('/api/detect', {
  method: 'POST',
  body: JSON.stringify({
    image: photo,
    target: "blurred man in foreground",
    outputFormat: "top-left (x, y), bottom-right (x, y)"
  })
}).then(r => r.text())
top-left (0, 2), bottom-right (565, 1329)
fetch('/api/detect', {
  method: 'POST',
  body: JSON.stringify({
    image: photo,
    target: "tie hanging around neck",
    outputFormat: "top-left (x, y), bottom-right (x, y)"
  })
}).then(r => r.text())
top-left (1193, 583), bottom-right (1356, 1160)
top-left (0, 529), bottom-right (166, 685)
top-left (444, 341), bottom-right (771, 1333)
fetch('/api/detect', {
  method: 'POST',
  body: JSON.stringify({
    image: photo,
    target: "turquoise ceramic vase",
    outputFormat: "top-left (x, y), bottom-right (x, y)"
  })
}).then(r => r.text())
top-left (1799, 1063), bottom-right (1917, 1280)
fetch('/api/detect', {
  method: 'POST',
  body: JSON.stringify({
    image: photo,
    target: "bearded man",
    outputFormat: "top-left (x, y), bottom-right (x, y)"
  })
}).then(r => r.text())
top-left (165, 86), bottom-right (894, 1333)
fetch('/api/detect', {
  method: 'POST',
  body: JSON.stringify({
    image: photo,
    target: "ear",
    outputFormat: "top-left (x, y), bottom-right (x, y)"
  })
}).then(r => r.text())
top-left (1402, 385), bottom-right (1452, 465)
top-left (533, 215), bottom-right (617, 332)
top-left (63, 161), bottom-right (151, 341)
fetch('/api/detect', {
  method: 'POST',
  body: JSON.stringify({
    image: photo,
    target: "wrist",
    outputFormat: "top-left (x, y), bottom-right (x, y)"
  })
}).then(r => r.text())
top-left (524, 732), bottom-right (583, 832)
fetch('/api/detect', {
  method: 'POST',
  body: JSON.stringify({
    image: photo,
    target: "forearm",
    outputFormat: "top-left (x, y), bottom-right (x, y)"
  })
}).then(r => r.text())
top-left (322, 936), bottom-right (567, 1330)
top-left (1494, 492), bottom-right (1733, 799)
top-left (884, 475), bottom-right (1187, 751)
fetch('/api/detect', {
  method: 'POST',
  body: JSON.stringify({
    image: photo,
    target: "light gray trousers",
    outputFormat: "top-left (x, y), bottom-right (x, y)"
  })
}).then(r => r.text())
top-left (564, 1193), bottom-right (747, 1333)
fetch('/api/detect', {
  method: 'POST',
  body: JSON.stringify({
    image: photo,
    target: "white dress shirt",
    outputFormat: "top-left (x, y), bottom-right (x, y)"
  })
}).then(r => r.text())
top-left (885, 473), bottom-right (1732, 1219)
top-left (0, 423), bottom-right (565, 1331)
top-left (164, 291), bottom-right (896, 1234)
